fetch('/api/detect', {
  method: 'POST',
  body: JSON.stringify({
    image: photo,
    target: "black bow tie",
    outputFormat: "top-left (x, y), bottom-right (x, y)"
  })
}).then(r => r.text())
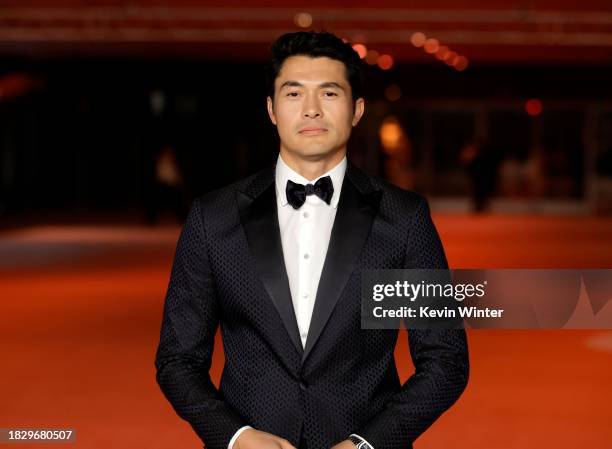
top-left (286, 176), bottom-right (334, 209)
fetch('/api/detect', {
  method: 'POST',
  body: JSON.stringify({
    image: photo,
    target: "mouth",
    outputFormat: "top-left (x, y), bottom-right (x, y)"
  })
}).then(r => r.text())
top-left (299, 127), bottom-right (328, 136)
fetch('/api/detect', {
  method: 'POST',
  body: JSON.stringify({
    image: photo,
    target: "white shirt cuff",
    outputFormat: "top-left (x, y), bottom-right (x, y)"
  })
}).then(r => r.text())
top-left (228, 426), bottom-right (253, 449)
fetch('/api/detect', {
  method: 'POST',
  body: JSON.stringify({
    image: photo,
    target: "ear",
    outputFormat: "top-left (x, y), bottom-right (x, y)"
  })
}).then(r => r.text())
top-left (267, 96), bottom-right (277, 126)
top-left (351, 98), bottom-right (365, 127)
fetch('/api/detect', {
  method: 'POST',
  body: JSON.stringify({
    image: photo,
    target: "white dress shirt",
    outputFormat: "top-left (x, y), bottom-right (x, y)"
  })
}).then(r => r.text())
top-left (229, 154), bottom-right (371, 449)
top-left (275, 153), bottom-right (346, 349)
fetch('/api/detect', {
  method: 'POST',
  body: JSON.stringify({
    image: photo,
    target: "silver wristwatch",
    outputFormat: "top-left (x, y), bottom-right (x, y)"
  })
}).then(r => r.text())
top-left (348, 435), bottom-right (372, 449)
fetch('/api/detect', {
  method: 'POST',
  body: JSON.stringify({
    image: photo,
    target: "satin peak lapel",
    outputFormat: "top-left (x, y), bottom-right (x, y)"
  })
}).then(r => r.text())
top-left (236, 166), bottom-right (304, 358)
top-left (302, 162), bottom-right (382, 364)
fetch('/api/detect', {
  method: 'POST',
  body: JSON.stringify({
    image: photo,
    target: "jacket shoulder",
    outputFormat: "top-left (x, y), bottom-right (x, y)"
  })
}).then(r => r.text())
top-left (366, 173), bottom-right (428, 213)
top-left (193, 167), bottom-right (270, 213)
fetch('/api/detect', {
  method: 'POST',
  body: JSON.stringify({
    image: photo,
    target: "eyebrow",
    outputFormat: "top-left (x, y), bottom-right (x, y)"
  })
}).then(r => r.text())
top-left (279, 81), bottom-right (345, 91)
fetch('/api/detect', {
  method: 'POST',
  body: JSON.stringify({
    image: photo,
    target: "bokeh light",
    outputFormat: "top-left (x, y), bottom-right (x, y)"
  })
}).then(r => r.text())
top-left (424, 38), bottom-right (440, 54)
top-left (525, 98), bottom-right (543, 116)
top-left (378, 54), bottom-right (394, 70)
top-left (454, 56), bottom-right (469, 71)
top-left (385, 84), bottom-right (402, 101)
top-left (410, 32), bottom-right (426, 47)
top-left (294, 12), bottom-right (313, 28)
top-left (352, 44), bottom-right (367, 59)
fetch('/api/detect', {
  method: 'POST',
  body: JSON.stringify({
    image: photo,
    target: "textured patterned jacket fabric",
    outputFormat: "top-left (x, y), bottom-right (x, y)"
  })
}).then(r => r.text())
top-left (155, 160), bottom-right (469, 449)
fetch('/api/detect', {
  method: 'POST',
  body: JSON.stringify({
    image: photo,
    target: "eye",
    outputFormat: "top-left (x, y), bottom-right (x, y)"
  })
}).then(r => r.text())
top-left (324, 91), bottom-right (338, 97)
top-left (286, 92), bottom-right (299, 97)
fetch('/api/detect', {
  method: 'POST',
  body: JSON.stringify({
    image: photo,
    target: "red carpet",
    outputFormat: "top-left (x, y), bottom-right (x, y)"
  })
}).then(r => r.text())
top-left (1, 214), bottom-right (611, 448)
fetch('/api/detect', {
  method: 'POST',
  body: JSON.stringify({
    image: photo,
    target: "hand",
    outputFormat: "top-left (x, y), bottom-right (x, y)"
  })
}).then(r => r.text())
top-left (330, 440), bottom-right (357, 449)
top-left (235, 428), bottom-right (297, 449)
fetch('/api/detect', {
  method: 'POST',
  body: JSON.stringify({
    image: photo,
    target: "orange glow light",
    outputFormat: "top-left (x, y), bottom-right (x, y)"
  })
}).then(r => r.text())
top-left (294, 12), bottom-right (313, 28)
top-left (444, 51), bottom-right (458, 66)
top-left (379, 117), bottom-right (403, 153)
top-left (378, 54), bottom-right (394, 70)
top-left (454, 56), bottom-right (469, 71)
top-left (424, 38), bottom-right (439, 54)
top-left (410, 32), bottom-right (426, 47)
top-left (352, 44), bottom-right (367, 59)
top-left (435, 46), bottom-right (449, 60)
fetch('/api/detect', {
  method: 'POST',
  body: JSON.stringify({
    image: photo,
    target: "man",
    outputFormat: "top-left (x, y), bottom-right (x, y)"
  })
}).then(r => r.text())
top-left (155, 31), bottom-right (469, 449)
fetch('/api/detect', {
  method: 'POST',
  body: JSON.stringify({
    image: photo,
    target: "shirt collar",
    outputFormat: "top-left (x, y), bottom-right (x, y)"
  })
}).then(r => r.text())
top-left (275, 153), bottom-right (346, 209)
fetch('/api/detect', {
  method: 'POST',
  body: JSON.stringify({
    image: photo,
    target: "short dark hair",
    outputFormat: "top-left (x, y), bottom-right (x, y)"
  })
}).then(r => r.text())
top-left (265, 31), bottom-right (364, 102)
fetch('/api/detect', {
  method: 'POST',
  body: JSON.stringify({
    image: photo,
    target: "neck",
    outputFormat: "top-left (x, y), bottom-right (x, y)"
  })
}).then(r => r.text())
top-left (279, 149), bottom-right (346, 181)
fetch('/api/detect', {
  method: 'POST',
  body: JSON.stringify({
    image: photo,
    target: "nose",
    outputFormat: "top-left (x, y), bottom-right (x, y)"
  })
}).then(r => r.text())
top-left (302, 94), bottom-right (322, 119)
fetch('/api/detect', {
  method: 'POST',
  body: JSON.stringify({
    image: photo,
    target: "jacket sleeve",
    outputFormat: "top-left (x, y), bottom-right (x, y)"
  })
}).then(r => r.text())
top-left (155, 198), bottom-right (247, 449)
top-left (355, 195), bottom-right (469, 449)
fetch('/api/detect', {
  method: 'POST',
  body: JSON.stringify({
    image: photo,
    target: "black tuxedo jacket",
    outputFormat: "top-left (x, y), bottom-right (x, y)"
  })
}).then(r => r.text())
top-left (155, 160), bottom-right (469, 449)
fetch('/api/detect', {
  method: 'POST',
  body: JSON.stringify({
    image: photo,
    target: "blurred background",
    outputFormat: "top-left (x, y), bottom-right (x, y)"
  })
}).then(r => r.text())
top-left (0, 1), bottom-right (611, 449)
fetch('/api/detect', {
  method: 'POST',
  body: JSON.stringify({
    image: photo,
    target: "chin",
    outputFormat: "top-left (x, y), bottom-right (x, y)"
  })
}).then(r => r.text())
top-left (297, 147), bottom-right (336, 159)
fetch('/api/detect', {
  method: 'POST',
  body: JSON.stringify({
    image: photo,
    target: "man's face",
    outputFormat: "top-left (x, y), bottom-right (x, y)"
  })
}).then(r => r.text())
top-left (267, 55), bottom-right (364, 163)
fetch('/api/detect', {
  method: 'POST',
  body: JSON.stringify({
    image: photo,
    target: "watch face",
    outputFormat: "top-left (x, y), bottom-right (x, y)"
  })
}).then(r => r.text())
top-left (349, 436), bottom-right (372, 449)
top-left (349, 436), bottom-right (367, 449)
